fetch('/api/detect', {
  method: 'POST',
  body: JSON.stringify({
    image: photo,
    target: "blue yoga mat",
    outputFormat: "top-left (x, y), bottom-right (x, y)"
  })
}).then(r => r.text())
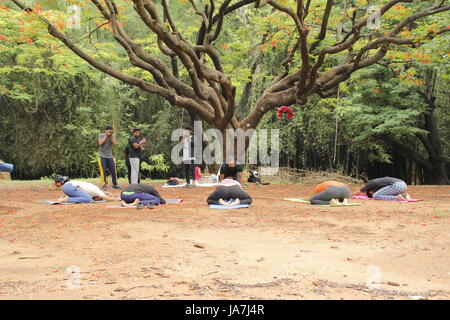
top-left (0, 163), bottom-right (13, 173)
top-left (209, 204), bottom-right (250, 209)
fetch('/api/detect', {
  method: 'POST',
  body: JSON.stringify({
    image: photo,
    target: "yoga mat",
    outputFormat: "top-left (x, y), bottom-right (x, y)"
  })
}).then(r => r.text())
top-left (194, 182), bottom-right (219, 187)
top-left (164, 199), bottom-right (183, 204)
top-left (284, 198), bottom-right (311, 203)
top-left (43, 200), bottom-right (107, 205)
top-left (106, 199), bottom-right (182, 208)
top-left (284, 198), bottom-right (361, 207)
top-left (350, 195), bottom-right (422, 202)
top-left (209, 204), bottom-right (250, 209)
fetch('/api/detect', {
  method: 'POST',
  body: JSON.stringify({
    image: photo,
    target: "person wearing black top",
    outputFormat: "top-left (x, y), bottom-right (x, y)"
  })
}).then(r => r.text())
top-left (219, 160), bottom-right (244, 183)
top-left (129, 128), bottom-right (146, 184)
top-left (359, 177), bottom-right (410, 201)
top-left (120, 183), bottom-right (166, 207)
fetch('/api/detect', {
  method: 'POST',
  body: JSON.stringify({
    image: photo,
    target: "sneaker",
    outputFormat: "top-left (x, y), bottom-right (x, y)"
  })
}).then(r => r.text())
top-left (136, 202), bottom-right (145, 210)
top-left (101, 185), bottom-right (107, 191)
top-left (146, 203), bottom-right (155, 209)
top-left (112, 185), bottom-right (121, 189)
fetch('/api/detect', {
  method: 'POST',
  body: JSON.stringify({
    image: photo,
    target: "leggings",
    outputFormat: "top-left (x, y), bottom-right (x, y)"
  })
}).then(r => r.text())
top-left (373, 181), bottom-right (407, 201)
top-left (62, 182), bottom-right (93, 203)
top-left (310, 185), bottom-right (350, 205)
top-left (207, 185), bottom-right (252, 205)
top-left (120, 192), bottom-right (161, 206)
top-left (100, 157), bottom-right (117, 186)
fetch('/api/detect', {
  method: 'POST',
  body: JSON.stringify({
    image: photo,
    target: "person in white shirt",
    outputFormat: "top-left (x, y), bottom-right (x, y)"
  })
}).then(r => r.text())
top-left (53, 175), bottom-right (119, 203)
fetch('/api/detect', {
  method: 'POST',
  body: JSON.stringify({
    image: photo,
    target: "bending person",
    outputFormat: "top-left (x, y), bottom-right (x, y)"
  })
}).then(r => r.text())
top-left (309, 181), bottom-right (350, 205)
top-left (207, 179), bottom-right (252, 206)
top-left (358, 177), bottom-right (410, 201)
top-left (53, 175), bottom-right (119, 203)
top-left (120, 183), bottom-right (166, 207)
top-left (0, 163), bottom-right (13, 173)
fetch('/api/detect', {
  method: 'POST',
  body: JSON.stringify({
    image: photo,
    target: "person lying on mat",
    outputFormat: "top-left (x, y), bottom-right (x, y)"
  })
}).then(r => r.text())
top-left (207, 179), bottom-right (252, 207)
top-left (53, 175), bottom-right (119, 203)
top-left (120, 183), bottom-right (166, 208)
top-left (0, 163), bottom-right (13, 173)
top-left (355, 177), bottom-right (411, 201)
top-left (309, 181), bottom-right (350, 205)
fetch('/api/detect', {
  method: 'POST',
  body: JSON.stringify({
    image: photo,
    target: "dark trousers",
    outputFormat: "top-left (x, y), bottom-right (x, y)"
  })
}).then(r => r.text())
top-left (100, 157), bottom-right (117, 186)
top-left (207, 185), bottom-right (252, 205)
top-left (183, 160), bottom-right (195, 184)
top-left (310, 185), bottom-right (350, 205)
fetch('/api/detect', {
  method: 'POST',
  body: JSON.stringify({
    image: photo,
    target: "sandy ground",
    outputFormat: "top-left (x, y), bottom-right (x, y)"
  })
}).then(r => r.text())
top-left (0, 181), bottom-right (449, 300)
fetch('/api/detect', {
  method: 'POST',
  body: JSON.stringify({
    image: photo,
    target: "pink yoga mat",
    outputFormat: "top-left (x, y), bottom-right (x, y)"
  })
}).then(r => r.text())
top-left (350, 195), bottom-right (422, 202)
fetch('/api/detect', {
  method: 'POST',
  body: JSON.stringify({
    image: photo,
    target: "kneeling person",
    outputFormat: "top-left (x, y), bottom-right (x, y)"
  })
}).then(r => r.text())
top-left (53, 175), bottom-right (119, 203)
top-left (207, 179), bottom-right (252, 207)
top-left (309, 181), bottom-right (350, 205)
top-left (360, 177), bottom-right (410, 201)
top-left (120, 183), bottom-right (166, 207)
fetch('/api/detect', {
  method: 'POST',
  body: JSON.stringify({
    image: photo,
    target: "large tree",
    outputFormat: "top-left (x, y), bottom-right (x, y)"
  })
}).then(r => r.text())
top-left (7, 0), bottom-right (450, 135)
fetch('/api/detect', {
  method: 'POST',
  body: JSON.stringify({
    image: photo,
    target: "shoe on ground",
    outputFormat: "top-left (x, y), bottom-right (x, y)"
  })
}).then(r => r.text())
top-left (112, 185), bottom-right (121, 189)
top-left (136, 202), bottom-right (145, 210)
top-left (146, 203), bottom-right (155, 209)
top-left (101, 185), bottom-right (107, 191)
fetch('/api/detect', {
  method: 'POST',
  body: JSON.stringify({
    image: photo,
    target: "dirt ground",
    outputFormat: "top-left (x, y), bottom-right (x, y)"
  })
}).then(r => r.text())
top-left (0, 181), bottom-right (449, 300)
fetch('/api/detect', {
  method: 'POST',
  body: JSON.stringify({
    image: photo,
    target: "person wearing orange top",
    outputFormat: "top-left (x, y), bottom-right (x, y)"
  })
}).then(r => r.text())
top-left (309, 180), bottom-right (350, 205)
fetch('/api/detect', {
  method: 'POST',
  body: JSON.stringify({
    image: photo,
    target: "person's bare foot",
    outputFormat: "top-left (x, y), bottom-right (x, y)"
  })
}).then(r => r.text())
top-left (330, 199), bottom-right (342, 206)
top-left (396, 194), bottom-right (407, 201)
top-left (230, 199), bottom-right (240, 206)
top-left (342, 198), bottom-right (349, 205)
top-left (403, 193), bottom-right (412, 201)
top-left (218, 199), bottom-right (227, 206)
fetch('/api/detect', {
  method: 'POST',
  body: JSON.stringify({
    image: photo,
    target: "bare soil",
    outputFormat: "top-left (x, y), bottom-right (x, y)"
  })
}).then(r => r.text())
top-left (0, 181), bottom-right (449, 300)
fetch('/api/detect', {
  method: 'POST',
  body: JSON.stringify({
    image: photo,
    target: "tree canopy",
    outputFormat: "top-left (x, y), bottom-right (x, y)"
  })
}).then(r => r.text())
top-left (5, 0), bottom-right (450, 131)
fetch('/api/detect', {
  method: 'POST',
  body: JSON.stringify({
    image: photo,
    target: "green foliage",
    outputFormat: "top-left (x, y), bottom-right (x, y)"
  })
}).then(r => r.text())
top-left (140, 154), bottom-right (170, 178)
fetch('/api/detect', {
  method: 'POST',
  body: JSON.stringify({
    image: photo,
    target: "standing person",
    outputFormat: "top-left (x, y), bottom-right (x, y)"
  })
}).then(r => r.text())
top-left (123, 136), bottom-right (140, 184)
top-left (358, 177), bottom-right (411, 201)
top-left (181, 127), bottom-right (196, 188)
top-left (129, 128), bottom-right (146, 184)
top-left (98, 125), bottom-right (120, 190)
